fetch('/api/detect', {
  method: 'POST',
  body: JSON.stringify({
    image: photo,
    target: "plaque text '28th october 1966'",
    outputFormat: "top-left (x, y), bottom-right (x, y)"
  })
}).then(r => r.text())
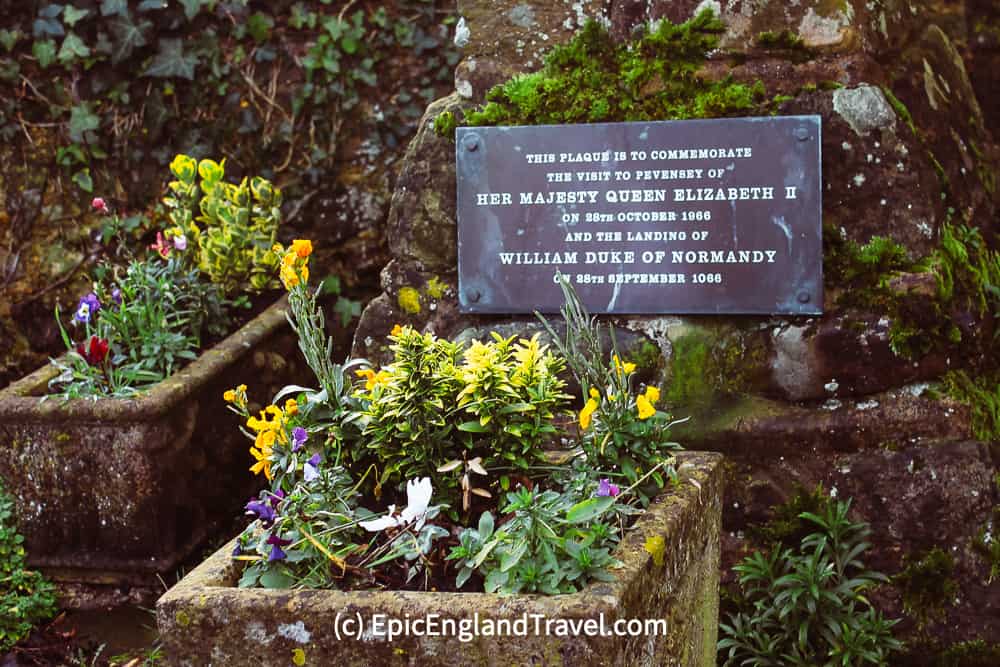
top-left (455, 116), bottom-right (823, 315)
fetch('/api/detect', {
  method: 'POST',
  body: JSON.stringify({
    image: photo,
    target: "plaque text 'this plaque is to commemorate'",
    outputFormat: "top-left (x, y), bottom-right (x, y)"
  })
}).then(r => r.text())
top-left (456, 116), bottom-right (823, 315)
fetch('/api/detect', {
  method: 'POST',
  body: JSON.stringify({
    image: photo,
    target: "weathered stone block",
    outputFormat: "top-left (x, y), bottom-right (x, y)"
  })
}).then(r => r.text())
top-left (156, 451), bottom-right (724, 667)
top-left (0, 297), bottom-right (303, 607)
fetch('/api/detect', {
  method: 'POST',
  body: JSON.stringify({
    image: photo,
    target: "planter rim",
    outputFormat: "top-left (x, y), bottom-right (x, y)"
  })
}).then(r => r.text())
top-left (160, 451), bottom-right (722, 610)
top-left (0, 294), bottom-right (289, 421)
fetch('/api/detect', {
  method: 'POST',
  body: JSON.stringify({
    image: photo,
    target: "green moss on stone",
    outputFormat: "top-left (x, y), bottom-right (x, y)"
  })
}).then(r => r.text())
top-left (934, 640), bottom-right (1000, 667)
top-left (824, 221), bottom-right (999, 360)
top-left (755, 30), bottom-right (806, 50)
top-left (455, 10), bottom-right (765, 129)
top-left (666, 330), bottom-right (765, 413)
top-left (893, 547), bottom-right (958, 625)
top-left (425, 276), bottom-right (448, 299)
top-left (942, 370), bottom-right (1000, 442)
top-left (433, 111), bottom-right (457, 138)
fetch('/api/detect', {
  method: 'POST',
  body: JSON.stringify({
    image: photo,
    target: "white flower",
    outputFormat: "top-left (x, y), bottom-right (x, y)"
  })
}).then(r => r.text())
top-left (360, 477), bottom-right (434, 532)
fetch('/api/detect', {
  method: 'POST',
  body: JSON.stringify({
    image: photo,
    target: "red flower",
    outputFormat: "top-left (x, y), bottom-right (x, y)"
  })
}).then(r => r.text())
top-left (150, 231), bottom-right (171, 258)
top-left (76, 336), bottom-right (109, 366)
top-left (91, 197), bottom-right (109, 214)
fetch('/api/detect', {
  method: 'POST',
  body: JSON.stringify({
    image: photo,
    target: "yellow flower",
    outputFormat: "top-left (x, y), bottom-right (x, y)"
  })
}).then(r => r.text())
top-left (589, 387), bottom-right (600, 399)
top-left (613, 355), bottom-right (636, 376)
top-left (237, 384), bottom-right (247, 392)
top-left (284, 398), bottom-right (299, 416)
top-left (271, 244), bottom-right (283, 254)
top-left (224, 389), bottom-right (236, 402)
top-left (249, 443), bottom-right (273, 480)
top-left (636, 394), bottom-right (655, 420)
top-left (280, 263), bottom-right (301, 290)
top-left (391, 324), bottom-right (404, 337)
top-left (291, 239), bottom-right (313, 258)
top-left (579, 397), bottom-right (598, 430)
top-left (644, 386), bottom-right (660, 404)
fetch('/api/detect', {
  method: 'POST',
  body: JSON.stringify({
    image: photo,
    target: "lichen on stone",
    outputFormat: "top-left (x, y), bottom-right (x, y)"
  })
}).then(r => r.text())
top-left (397, 286), bottom-right (422, 314)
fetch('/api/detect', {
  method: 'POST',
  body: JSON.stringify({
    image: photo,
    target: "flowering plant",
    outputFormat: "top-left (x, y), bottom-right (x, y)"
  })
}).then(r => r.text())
top-left (49, 156), bottom-right (283, 398)
top-left (231, 255), bottom-right (683, 593)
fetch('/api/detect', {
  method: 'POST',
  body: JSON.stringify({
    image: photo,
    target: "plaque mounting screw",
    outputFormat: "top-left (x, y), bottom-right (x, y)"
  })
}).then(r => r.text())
top-left (466, 289), bottom-right (481, 303)
top-left (797, 291), bottom-right (811, 303)
top-left (463, 134), bottom-right (480, 152)
top-left (794, 127), bottom-right (810, 141)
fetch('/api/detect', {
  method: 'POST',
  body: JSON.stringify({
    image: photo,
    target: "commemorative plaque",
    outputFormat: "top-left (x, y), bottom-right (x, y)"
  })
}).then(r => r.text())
top-left (456, 116), bottom-right (822, 314)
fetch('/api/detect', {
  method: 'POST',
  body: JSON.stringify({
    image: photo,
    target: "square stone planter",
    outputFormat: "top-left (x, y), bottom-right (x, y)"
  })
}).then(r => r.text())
top-left (0, 295), bottom-right (303, 607)
top-left (157, 451), bottom-right (723, 667)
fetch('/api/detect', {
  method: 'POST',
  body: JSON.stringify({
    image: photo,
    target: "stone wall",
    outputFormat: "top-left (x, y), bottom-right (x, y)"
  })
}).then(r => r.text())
top-left (352, 0), bottom-right (999, 658)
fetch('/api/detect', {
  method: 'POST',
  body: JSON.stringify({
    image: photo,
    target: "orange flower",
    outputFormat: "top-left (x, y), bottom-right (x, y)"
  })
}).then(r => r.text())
top-left (391, 324), bottom-right (404, 337)
top-left (356, 368), bottom-right (376, 390)
top-left (291, 239), bottom-right (313, 258)
top-left (284, 398), bottom-right (299, 416)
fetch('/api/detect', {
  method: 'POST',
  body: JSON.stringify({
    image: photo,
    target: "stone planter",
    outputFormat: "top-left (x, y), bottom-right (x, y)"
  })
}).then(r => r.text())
top-left (0, 296), bottom-right (303, 607)
top-left (157, 451), bottom-right (723, 667)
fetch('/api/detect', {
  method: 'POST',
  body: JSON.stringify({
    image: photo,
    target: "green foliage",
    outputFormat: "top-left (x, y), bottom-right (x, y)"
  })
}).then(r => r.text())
top-left (0, 480), bottom-right (58, 653)
top-left (719, 497), bottom-right (902, 666)
top-left (447, 482), bottom-right (625, 594)
top-left (356, 327), bottom-right (569, 506)
top-left (164, 154), bottom-right (282, 295)
top-left (456, 10), bottom-right (764, 129)
top-left (892, 547), bottom-right (957, 625)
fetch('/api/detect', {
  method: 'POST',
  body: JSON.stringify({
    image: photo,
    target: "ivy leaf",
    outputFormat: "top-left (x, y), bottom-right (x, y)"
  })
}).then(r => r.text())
top-left (137, 0), bottom-right (168, 10)
top-left (144, 38), bottom-right (196, 79)
top-left (0, 29), bottom-right (23, 53)
top-left (72, 168), bottom-right (93, 193)
top-left (68, 104), bottom-right (100, 143)
top-left (33, 17), bottom-right (65, 39)
top-left (179, 0), bottom-right (204, 21)
top-left (63, 6), bottom-right (89, 26)
top-left (100, 0), bottom-right (128, 17)
top-left (109, 13), bottom-right (151, 65)
top-left (32, 39), bottom-right (58, 68)
top-left (58, 32), bottom-right (91, 65)
top-left (246, 12), bottom-right (273, 42)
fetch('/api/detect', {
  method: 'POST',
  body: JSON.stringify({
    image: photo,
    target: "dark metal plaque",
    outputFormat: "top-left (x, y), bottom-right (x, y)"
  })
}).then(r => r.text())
top-left (456, 116), bottom-right (822, 314)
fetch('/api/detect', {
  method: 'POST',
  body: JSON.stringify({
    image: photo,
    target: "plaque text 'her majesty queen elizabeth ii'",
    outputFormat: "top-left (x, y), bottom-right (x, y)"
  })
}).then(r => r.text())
top-left (456, 116), bottom-right (822, 315)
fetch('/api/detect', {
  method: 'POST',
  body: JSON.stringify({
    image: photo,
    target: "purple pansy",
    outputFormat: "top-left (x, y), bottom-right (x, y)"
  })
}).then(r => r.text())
top-left (245, 499), bottom-right (276, 526)
top-left (74, 292), bottom-right (101, 324)
top-left (266, 534), bottom-right (292, 562)
top-left (292, 426), bottom-right (308, 452)
top-left (232, 543), bottom-right (242, 557)
top-left (596, 478), bottom-right (620, 498)
top-left (303, 453), bottom-right (322, 482)
top-left (245, 490), bottom-right (285, 527)
top-left (111, 288), bottom-right (122, 306)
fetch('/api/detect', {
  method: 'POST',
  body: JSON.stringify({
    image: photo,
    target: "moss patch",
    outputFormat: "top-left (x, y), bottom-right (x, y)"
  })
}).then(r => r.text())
top-left (452, 10), bottom-right (765, 129)
top-left (893, 547), bottom-right (958, 625)
top-left (933, 639), bottom-right (1000, 666)
top-left (824, 221), bottom-right (1000, 360)
top-left (666, 330), bottom-right (767, 413)
top-left (942, 370), bottom-right (1000, 441)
